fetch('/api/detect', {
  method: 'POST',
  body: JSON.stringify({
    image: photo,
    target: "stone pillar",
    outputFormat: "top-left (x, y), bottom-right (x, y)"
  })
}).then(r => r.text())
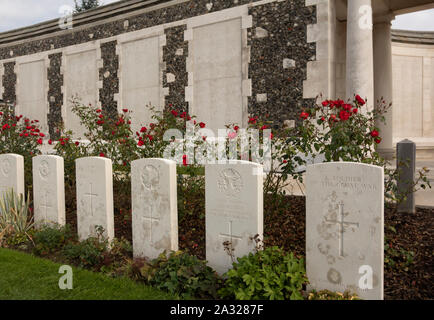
top-left (374, 17), bottom-right (395, 159)
top-left (346, 0), bottom-right (374, 111)
top-left (397, 139), bottom-right (416, 214)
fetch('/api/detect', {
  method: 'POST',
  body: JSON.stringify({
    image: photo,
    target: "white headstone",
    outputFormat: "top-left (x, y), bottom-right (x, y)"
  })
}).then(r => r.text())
top-left (131, 158), bottom-right (178, 259)
top-left (0, 154), bottom-right (24, 197)
top-left (76, 157), bottom-right (114, 241)
top-left (32, 155), bottom-right (65, 227)
top-left (306, 162), bottom-right (384, 300)
top-left (206, 161), bottom-right (263, 274)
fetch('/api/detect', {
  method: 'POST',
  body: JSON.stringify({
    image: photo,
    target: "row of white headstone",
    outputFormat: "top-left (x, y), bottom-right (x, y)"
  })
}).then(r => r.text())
top-left (0, 153), bottom-right (384, 300)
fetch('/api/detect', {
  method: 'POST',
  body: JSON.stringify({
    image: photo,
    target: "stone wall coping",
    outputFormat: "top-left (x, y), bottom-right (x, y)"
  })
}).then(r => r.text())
top-left (392, 29), bottom-right (434, 45)
top-left (0, 0), bottom-right (179, 45)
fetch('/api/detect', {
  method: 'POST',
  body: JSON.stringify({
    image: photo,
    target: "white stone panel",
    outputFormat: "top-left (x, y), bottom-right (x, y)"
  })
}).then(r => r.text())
top-left (192, 18), bottom-right (243, 131)
top-left (392, 55), bottom-right (423, 138)
top-left (306, 162), bottom-right (384, 300)
top-left (32, 155), bottom-right (65, 227)
top-left (17, 60), bottom-right (48, 132)
top-left (131, 158), bottom-right (178, 259)
top-left (76, 157), bottom-right (114, 241)
top-left (121, 36), bottom-right (161, 132)
top-left (65, 50), bottom-right (98, 139)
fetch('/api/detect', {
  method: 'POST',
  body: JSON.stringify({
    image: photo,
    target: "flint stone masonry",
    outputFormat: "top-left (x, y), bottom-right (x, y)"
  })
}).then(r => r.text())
top-left (75, 157), bottom-right (114, 241)
top-left (0, 154), bottom-right (24, 197)
top-left (0, 0), bottom-right (316, 131)
top-left (206, 160), bottom-right (263, 274)
top-left (32, 155), bottom-right (65, 227)
top-left (132, 158), bottom-right (178, 259)
top-left (306, 162), bottom-right (384, 300)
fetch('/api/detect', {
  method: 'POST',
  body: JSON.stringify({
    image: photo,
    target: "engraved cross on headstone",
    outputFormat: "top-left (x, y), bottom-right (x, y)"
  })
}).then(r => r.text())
top-left (40, 191), bottom-right (52, 221)
top-left (142, 203), bottom-right (160, 243)
top-left (219, 220), bottom-right (242, 246)
top-left (325, 201), bottom-right (359, 257)
top-left (84, 183), bottom-right (98, 217)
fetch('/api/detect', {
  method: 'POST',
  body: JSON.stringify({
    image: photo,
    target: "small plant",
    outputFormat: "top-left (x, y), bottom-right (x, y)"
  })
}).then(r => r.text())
top-left (32, 224), bottom-right (76, 256)
top-left (62, 226), bottom-right (132, 271)
top-left (219, 246), bottom-right (307, 300)
top-left (132, 251), bottom-right (221, 299)
top-left (62, 226), bottom-right (109, 269)
top-left (385, 226), bottom-right (415, 271)
top-left (308, 290), bottom-right (360, 300)
top-left (0, 189), bottom-right (34, 247)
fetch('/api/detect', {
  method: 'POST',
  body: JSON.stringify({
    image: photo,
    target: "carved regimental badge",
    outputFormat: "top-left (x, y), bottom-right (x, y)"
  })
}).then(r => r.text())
top-left (218, 168), bottom-right (243, 197)
top-left (141, 165), bottom-right (160, 192)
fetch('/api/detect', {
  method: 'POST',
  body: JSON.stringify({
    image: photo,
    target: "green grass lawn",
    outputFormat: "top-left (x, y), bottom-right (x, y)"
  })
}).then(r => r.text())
top-left (0, 248), bottom-right (175, 300)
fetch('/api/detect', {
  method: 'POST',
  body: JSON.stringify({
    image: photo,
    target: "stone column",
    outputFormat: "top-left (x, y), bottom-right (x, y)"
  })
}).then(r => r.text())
top-left (374, 17), bottom-right (395, 159)
top-left (346, 0), bottom-right (374, 111)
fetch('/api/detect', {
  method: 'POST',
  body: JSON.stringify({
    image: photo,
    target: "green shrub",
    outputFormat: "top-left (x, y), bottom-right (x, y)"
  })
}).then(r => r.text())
top-left (62, 226), bottom-right (132, 271)
top-left (131, 251), bottom-right (221, 299)
top-left (33, 224), bottom-right (76, 256)
top-left (219, 247), bottom-right (307, 300)
top-left (61, 226), bottom-right (109, 269)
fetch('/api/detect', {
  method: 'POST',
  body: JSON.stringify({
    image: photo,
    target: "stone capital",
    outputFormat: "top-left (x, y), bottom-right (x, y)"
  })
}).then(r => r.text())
top-left (373, 13), bottom-right (396, 25)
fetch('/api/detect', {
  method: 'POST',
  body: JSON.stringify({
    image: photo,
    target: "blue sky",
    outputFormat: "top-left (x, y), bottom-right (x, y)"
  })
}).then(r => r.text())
top-left (0, 0), bottom-right (433, 33)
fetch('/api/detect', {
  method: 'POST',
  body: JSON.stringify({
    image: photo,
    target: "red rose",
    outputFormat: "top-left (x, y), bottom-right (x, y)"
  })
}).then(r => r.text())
top-left (375, 138), bottom-right (382, 144)
top-left (182, 155), bottom-right (187, 166)
top-left (99, 152), bottom-right (105, 157)
top-left (353, 108), bottom-right (358, 114)
top-left (98, 114), bottom-right (103, 119)
top-left (171, 110), bottom-right (178, 117)
top-left (234, 126), bottom-right (239, 131)
top-left (322, 100), bottom-right (329, 107)
top-left (343, 104), bottom-right (352, 111)
top-left (48, 139), bottom-right (53, 145)
top-left (97, 120), bottom-right (104, 125)
top-left (138, 140), bottom-right (144, 146)
top-left (330, 114), bottom-right (337, 121)
top-left (96, 109), bottom-right (102, 113)
top-left (321, 116), bottom-right (325, 121)
top-left (122, 109), bottom-right (128, 113)
top-left (300, 112), bottom-right (309, 120)
top-left (147, 135), bottom-right (154, 141)
top-left (339, 110), bottom-right (351, 121)
top-left (261, 125), bottom-right (268, 130)
top-left (370, 130), bottom-right (379, 138)
top-left (199, 122), bottom-right (206, 128)
top-left (248, 117), bottom-right (257, 124)
top-left (75, 141), bottom-right (79, 146)
top-left (37, 138), bottom-right (43, 145)
top-left (355, 95), bottom-right (366, 106)
top-left (39, 133), bottom-right (45, 137)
